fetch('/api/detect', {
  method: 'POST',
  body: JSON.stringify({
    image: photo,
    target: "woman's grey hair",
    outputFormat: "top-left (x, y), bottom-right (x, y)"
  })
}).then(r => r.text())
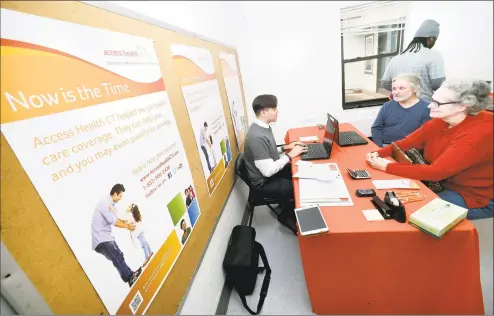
top-left (392, 73), bottom-right (421, 97)
top-left (441, 79), bottom-right (492, 115)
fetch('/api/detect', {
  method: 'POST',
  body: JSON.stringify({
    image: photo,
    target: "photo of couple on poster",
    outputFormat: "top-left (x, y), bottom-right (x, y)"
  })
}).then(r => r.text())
top-left (91, 182), bottom-right (198, 288)
top-left (199, 121), bottom-right (232, 178)
top-left (91, 183), bottom-right (154, 287)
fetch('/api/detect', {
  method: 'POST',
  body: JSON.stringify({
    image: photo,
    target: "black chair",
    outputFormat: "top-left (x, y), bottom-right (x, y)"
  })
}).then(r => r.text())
top-left (235, 153), bottom-right (280, 226)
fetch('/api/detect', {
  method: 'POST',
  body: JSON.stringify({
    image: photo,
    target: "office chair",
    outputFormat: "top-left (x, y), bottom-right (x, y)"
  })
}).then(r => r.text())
top-left (235, 153), bottom-right (281, 227)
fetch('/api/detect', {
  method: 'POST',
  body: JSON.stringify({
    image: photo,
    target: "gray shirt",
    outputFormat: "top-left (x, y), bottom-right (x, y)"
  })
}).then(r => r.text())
top-left (244, 122), bottom-right (281, 187)
top-left (91, 195), bottom-right (118, 249)
top-left (381, 45), bottom-right (445, 102)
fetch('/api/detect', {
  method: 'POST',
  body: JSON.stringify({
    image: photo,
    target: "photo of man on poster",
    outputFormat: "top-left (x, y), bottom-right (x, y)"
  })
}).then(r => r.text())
top-left (200, 122), bottom-right (213, 174)
top-left (91, 184), bottom-right (142, 287)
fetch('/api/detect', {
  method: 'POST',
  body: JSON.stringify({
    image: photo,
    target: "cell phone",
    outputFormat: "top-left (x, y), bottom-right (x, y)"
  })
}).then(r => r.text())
top-left (356, 189), bottom-right (376, 197)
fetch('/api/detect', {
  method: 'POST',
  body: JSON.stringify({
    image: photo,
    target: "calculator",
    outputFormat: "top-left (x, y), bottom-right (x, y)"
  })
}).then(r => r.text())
top-left (347, 168), bottom-right (371, 179)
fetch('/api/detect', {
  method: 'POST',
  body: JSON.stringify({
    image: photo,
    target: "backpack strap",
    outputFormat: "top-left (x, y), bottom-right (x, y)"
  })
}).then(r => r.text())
top-left (238, 241), bottom-right (271, 315)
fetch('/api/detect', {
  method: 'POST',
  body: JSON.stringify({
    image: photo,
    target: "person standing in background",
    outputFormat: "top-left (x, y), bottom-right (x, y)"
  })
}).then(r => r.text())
top-left (381, 19), bottom-right (446, 102)
top-left (372, 73), bottom-right (431, 147)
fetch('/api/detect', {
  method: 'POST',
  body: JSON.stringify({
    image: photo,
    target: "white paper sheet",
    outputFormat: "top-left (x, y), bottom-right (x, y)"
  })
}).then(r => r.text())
top-left (296, 160), bottom-right (313, 166)
top-left (362, 209), bottom-right (385, 221)
top-left (294, 163), bottom-right (340, 181)
top-left (299, 136), bottom-right (319, 142)
top-left (372, 179), bottom-right (417, 189)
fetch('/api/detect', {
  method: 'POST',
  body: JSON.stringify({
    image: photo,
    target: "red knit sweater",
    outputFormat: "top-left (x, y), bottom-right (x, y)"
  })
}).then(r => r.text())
top-left (377, 111), bottom-right (493, 208)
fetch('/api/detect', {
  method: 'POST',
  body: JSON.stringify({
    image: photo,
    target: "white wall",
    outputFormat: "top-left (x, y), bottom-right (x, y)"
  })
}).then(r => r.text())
top-left (242, 0), bottom-right (494, 140)
top-left (109, 1), bottom-right (248, 49)
top-left (242, 1), bottom-right (346, 143)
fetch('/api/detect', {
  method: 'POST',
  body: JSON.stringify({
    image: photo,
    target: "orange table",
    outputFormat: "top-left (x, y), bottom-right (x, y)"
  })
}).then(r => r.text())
top-left (285, 123), bottom-right (484, 315)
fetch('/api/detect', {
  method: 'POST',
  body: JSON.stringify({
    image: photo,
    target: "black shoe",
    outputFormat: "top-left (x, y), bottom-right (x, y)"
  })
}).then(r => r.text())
top-left (278, 213), bottom-right (298, 236)
top-left (129, 267), bottom-right (142, 287)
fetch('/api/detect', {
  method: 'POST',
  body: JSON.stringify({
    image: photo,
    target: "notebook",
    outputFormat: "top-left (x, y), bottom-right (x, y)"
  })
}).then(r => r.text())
top-left (408, 198), bottom-right (468, 239)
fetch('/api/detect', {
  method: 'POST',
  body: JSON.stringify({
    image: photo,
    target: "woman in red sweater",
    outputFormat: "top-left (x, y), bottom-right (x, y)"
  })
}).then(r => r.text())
top-left (366, 79), bottom-right (493, 220)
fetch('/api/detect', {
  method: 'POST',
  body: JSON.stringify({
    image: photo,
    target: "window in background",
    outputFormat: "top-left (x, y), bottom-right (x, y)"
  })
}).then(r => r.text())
top-left (340, 1), bottom-right (408, 109)
top-left (364, 35), bottom-right (374, 74)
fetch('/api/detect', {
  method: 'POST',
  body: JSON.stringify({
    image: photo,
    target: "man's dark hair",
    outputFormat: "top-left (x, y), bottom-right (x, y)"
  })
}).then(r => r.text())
top-left (252, 94), bottom-right (277, 116)
top-left (401, 37), bottom-right (431, 54)
top-left (204, 122), bottom-right (208, 127)
top-left (110, 183), bottom-right (125, 196)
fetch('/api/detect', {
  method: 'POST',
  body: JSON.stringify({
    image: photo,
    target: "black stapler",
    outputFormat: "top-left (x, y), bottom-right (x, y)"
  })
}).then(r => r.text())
top-left (371, 195), bottom-right (393, 219)
top-left (371, 191), bottom-right (406, 223)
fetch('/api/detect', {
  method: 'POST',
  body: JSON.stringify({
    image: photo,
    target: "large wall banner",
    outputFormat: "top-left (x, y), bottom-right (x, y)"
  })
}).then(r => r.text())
top-left (0, 9), bottom-right (201, 315)
top-left (219, 52), bottom-right (248, 148)
top-left (171, 44), bottom-right (232, 195)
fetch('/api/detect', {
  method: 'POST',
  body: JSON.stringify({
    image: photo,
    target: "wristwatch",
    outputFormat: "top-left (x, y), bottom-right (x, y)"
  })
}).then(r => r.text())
top-left (286, 153), bottom-right (292, 162)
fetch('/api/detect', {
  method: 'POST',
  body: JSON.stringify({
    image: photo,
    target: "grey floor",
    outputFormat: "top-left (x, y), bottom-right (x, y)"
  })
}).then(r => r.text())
top-left (226, 206), bottom-right (493, 315)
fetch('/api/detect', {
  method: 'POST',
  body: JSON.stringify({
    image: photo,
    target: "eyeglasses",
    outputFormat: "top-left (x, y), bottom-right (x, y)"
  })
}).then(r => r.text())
top-left (430, 99), bottom-right (461, 107)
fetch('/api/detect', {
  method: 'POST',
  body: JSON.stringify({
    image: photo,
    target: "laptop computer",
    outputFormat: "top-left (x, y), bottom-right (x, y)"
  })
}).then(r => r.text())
top-left (329, 113), bottom-right (368, 147)
top-left (301, 114), bottom-right (335, 160)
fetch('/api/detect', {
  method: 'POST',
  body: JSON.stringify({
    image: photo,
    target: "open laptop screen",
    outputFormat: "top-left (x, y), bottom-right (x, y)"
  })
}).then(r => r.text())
top-left (323, 114), bottom-right (337, 145)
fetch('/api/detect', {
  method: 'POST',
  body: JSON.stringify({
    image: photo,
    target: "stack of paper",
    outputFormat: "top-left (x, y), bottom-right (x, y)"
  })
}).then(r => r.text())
top-left (293, 161), bottom-right (340, 182)
top-left (298, 163), bottom-right (353, 207)
top-left (408, 198), bottom-right (468, 239)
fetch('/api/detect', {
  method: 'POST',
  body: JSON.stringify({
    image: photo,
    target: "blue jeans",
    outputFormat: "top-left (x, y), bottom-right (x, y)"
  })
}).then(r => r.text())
top-left (201, 145), bottom-right (212, 172)
top-left (95, 241), bottom-right (133, 283)
top-left (137, 233), bottom-right (152, 260)
top-left (437, 189), bottom-right (494, 220)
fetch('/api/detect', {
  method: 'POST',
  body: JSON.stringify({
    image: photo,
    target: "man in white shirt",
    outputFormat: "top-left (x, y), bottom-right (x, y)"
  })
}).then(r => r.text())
top-left (243, 94), bottom-right (307, 234)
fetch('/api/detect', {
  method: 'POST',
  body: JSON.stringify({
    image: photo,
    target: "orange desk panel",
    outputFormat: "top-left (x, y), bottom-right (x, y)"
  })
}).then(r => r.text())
top-left (285, 123), bottom-right (484, 315)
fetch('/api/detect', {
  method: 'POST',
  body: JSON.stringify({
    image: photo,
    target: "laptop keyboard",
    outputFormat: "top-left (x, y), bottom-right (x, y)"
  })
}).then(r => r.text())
top-left (339, 131), bottom-right (368, 146)
top-left (302, 143), bottom-right (330, 160)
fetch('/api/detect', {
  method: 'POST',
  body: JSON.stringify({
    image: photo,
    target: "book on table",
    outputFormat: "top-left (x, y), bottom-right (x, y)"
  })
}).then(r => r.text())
top-left (408, 198), bottom-right (468, 239)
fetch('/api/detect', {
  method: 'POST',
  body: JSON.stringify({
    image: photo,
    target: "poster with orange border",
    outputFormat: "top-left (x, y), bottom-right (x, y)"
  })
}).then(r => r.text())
top-left (219, 52), bottom-right (248, 148)
top-left (171, 44), bottom-right (232, 195)
top-left (0, 9), bottom-right (201, 314)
